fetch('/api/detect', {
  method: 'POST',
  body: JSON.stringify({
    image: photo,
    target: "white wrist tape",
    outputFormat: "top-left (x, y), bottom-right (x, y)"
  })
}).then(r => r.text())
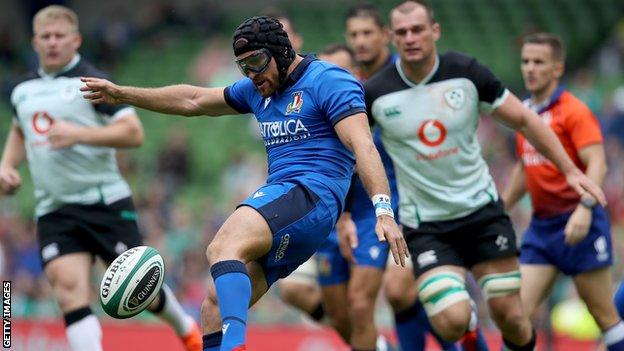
top-left (372, 194), bottom-right (394, 218)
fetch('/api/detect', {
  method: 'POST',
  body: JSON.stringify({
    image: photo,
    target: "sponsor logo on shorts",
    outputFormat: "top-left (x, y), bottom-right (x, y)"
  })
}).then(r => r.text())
top-left (369, 246), bottom-right (381, 260)
top-left (275, 234), bottom-right (291, 262)
top-left (595, 236), bottom-right (609, 262)
top-left (495, 234), bottom-right (509, 251)
top-left (318, 255), bottom-right (331, 276)
top-left (417, 250), bottom-right (437, 268)
top-left (41, 243), bottom-right (60, 262)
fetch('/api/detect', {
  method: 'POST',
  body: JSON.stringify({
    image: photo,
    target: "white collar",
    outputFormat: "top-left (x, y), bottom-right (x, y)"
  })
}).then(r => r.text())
top-left (38, 54), bottom-right (81, 79)
top-left (396, 54), bottom-right (439, 87)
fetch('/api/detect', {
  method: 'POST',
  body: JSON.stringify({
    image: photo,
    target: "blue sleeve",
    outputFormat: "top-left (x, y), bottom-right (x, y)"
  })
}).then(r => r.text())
top-left (315, 67), bottom-right (367, 125)
top-left (223, 78), bottom-right (254, 114)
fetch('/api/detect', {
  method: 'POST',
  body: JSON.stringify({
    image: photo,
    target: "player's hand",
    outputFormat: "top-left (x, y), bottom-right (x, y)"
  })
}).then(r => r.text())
top-left (565, 168), bottom-right (606, 207)
top-left (564, 205), bottom-right (592, 245)
top-left (48, 120), bottom-right (83, 149)
top-left (375, 215), bottom-right (409, 267)
top-left (80, 77), bottom-right (124, 105)
top-left (0, 165), bottom-right (21, 195)
top-left (336, 212), bottom-right (358, 264)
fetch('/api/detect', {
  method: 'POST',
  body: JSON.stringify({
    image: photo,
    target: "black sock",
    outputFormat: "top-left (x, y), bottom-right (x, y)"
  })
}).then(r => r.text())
top-left (309, 303), bottom-right (325, 321)
top-left (503, 329), bottom-right (536, 351)
top-left (393, 300), bottom-right (420, 323)
top-left (203, 331), bottom-right (223, 349)
top-left (63, 306), bottom-right (93, 327)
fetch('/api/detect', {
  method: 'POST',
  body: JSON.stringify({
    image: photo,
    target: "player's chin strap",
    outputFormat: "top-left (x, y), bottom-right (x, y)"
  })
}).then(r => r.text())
top-left (417, 271), bottom-right (470, 317)
top-left (372, 194), bottom-right (394, 218)
top-left (477, 270), bottom-right (521, 300)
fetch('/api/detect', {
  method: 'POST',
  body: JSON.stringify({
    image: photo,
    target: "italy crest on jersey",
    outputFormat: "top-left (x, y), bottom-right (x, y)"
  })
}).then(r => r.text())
top-left (444, 88), bottom-right (465, 110)
top-left (286, 91), bottom-right (304, 115)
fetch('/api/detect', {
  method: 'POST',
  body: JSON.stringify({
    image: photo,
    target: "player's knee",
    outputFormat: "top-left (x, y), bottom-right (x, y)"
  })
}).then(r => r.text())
top-left (433, 310), bottom-right (472, 341)
top-left (384, 279), bottom-right (413, 312)
top-left (279, 281), bottom-right (306, 304)
top-left (206, 239), bottom-right (227, 265)
top-left (491, 305), bottom-right (526, 335)
top-left (49, 273), bottom-right (87, 307)
top-left (348, 290), bottom-right (375, 323)
top-left (417, 271), bottom-right (472, 341)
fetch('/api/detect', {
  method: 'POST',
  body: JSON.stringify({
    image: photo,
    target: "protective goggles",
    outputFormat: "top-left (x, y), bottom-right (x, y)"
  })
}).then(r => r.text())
top-left (235, 48), bottom-right (272, 76)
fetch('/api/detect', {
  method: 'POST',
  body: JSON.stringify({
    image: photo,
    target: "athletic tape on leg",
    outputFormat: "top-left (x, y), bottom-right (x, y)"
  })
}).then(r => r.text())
top-left (418, 271), bottom-right (470, 316)
top-left (478, 271), bottom-right (521, 300)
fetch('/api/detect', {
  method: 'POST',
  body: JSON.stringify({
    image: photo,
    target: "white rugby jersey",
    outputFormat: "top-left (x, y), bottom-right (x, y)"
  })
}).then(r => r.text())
top-left (365, 51), bottom-right (509, 228)
top-left (10, 55), bottom-right (136, 217)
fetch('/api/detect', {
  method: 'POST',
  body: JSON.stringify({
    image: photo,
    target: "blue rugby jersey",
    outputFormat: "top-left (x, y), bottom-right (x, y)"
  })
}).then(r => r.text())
top-left (224, 55), bottom-right (366, 212)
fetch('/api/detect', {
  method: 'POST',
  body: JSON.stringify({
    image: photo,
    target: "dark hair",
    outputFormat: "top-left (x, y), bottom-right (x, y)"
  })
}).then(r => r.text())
top-left (392, 0), bottom-right (435, 24)
top-left (523, 32), bottom-right (566, 62)
top-left (345, 3), bottom-right (385, 28)
top-left (320, 43), bottom-right (355, 59)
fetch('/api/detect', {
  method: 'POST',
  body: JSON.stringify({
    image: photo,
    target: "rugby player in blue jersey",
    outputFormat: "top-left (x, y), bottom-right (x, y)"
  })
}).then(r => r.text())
top-left (82, 16), bottom-right (408, 351)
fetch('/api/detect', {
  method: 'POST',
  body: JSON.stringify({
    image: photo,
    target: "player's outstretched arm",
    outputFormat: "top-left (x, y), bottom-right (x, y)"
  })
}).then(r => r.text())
top-left (492, 93), bottom-right (606, 206)
top-left (334, 112), bottom-right (409, 267)
top-left (501, 161), bottom-right (526, 211)
top-left (0, 123), bottom-right (25, 195)
top-left (81, 77), bottom-right (239, 117)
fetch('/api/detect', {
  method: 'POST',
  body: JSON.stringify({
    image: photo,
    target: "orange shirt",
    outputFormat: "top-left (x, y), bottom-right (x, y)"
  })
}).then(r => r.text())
top-left (516, 89), bottom-right (603, 217)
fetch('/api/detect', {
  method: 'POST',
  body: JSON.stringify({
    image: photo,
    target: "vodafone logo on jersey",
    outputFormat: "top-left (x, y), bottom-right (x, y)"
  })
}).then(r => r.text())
top-left (417, 119), bottom-right (447, 147)
top-left (31, 111), bottom-right (55, 135)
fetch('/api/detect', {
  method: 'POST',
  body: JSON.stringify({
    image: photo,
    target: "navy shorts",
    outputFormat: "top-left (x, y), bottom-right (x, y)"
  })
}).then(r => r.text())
top-left (520, 206), bottom-right (612, 275)
top-left (316, 215), bottom-right (389, 286)
top-left (239, 182), bottom-right (338, 287)
top-left (37, 197), bottom-right (143, 267)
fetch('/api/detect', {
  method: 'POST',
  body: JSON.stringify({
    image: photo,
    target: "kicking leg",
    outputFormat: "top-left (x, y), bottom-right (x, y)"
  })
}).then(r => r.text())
top-left (203, 205), bottom-right (273, 351)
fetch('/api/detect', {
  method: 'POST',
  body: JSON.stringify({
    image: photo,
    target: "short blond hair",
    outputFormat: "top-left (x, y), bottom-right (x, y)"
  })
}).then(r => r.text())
top-left (33, 5), bottom-right (79, 33)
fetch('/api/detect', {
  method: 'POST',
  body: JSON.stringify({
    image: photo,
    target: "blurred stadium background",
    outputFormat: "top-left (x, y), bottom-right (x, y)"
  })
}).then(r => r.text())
top-left (1, 0), bottom-right (624, 350)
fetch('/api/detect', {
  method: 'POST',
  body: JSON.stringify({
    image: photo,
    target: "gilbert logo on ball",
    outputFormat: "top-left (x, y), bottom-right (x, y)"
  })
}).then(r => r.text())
top-left (100, 246), bottom-right (165, 319)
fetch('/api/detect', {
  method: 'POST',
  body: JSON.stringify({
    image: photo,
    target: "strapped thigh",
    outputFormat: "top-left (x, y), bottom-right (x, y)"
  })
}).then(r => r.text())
top-left (478, 270), bottom-right (521, 300)
top-left (417, 271), bottom-right (470, 316)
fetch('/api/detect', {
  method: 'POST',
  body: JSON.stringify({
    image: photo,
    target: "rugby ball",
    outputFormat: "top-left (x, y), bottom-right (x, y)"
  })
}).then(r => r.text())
top-left (99, 246), bottom-right (165, 319)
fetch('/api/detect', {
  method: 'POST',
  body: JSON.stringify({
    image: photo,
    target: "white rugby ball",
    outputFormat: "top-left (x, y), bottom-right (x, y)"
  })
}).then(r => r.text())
top-left (100, 246), bottom-right (165, 319)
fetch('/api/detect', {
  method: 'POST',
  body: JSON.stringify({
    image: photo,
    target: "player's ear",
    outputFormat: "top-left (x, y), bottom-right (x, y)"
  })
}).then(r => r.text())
top-left (553, 60), bottom-right (565, 79)
top-left (382, 26), bottom-right (391, 44)
top-left (432, 22), bottom-right (441, 42)
top-left (72, 32), bottom-right (83, 51)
